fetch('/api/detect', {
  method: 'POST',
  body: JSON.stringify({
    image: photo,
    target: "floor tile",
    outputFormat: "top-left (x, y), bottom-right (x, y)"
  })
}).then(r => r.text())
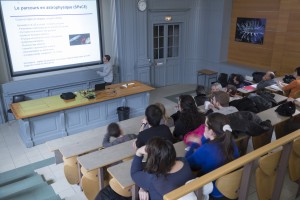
top-left (13, 157), bottom-right (30, 168)
top-left (58, 188), bottom-right (76, 199)
top-left (0, 159), bottom-right (15, 173)
top-left (51, 178), bottom-right (73, 193)
top-left (35, 166), bottom-right (56, 181)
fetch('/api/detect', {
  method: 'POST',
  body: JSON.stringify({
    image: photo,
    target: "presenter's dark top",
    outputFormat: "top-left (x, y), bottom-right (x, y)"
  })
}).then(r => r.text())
top-left (135, 124), bottom-right (174, 148)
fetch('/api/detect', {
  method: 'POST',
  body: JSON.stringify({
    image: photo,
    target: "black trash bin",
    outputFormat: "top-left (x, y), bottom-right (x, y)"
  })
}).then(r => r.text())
top-left (117, 106), bottom-right (130, 121)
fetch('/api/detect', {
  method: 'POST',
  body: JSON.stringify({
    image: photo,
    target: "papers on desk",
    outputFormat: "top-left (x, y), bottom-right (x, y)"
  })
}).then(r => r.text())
top-left (242, 84), bottom-right (257, 91)
top-left (121, 83), bottom-right (135, 88)
top-left (268, 84), bottom-right (282, 91)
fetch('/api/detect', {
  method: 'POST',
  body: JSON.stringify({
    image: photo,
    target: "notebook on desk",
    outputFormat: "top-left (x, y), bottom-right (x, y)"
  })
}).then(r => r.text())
top-left (95, 83), bottom-right (106, 91)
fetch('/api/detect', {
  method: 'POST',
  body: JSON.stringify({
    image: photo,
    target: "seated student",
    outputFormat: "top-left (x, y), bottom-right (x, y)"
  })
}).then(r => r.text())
top-left (206, 82), bottom-right (223, 102)
top-left (206, 91), bottom-right (238, 115)
top-left (232, 74), bottom-right (247, 89)
top-left (277, 66), bottom-right (300, 99)
top-left (140, 102), bottom-right (173, 132)
top-left (226, 84), bottom-right (241, 101)
top-left (134, 104), bottom-right (174, 149)
top-left (102, 122), bottom-right (137, 148)
top-left (194, 85), bottom-right (208, 106)
top-left (155, 102), bottom-right (174, 127)
top-left (97, 123), bottom-right (137, 200)
top-left (131, 137), bottom-right (195, 200)
top-left (171, 95), bottom-right (205, 140)
top-left (210, 82), bottom-right (223, 94)
top-left (185, 113), bottom-right (240, 199)
top-left (256, 71), bottom-right (276, 90)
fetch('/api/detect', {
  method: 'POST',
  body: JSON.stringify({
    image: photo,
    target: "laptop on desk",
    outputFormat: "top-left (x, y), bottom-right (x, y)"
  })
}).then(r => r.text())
top-left (95, 83), bottom-right (106, 91)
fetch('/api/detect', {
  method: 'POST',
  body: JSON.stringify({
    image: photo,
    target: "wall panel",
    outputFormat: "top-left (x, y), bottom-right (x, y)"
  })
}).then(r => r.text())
top-left (229, 0), bottom-right (300, 75)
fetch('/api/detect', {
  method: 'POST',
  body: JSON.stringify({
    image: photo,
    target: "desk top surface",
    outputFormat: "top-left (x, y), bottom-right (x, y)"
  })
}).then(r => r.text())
top-left (59, 135), bottom-right (102, 158)
top-left (257, 98), bottom-right (300, 126)
top-left (11, 81), bottom-right (154, 119)
top-left (77, 139), bottom-right (135, 171)
top-left (197, 69), bottom-right (218, 75)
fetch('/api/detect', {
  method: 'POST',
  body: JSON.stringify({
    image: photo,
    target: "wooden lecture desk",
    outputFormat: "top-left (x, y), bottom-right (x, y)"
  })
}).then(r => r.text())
top-left (10, 81), bottom-right (154, 147)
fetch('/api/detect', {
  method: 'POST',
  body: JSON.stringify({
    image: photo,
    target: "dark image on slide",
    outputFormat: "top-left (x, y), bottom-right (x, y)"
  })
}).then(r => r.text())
top-left (69, 33), bottom-right (91, 46)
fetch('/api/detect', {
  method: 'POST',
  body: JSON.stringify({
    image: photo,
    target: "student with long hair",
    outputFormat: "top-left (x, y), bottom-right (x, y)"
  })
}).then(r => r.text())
top-left (194, 85), bottom-right (208, 106)
top-left (171, 95), bottom-right (205, 140)
top-left (102, 122), bottom-right (137, 148)
top-left (131, 137), bottom-right (195, 200)
top-left (185, 113), bottom-right (239, 199)
top-left (154, 102), bottom-right (174, 127)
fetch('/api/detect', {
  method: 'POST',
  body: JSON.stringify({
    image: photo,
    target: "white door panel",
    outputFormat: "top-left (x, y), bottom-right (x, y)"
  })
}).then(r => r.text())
top-left (151, 24), bottom-right (181, 87)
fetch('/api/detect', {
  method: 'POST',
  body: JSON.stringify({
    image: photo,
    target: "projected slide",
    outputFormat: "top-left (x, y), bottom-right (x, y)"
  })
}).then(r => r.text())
top-left (0, 0), bottom-right (102, 75)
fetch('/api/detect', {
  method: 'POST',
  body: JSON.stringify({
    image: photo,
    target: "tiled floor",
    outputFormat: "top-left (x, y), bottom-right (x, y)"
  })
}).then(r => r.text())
top-left (0, 84), bottom-right (298, 200)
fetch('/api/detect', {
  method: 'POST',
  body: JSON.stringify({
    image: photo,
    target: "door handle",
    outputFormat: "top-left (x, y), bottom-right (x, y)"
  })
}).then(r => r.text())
top-left (156, 62), bottom-right (163, 66)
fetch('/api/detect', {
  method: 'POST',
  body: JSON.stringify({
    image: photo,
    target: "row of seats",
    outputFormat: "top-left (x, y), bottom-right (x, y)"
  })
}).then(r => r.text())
top-left (164, 130), bottom-right (300, 200)
top-left (221, 137), bottom-right (300, 200)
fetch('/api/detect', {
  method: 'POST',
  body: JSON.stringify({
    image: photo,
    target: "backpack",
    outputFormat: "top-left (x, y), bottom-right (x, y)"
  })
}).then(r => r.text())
top-left (275, 101), bottom-right (296, 117)
top-left (252, 72), bottom-right (266, 83)
top-left (256, 90), bottom-right (277, 106)
top-left (248, 95), bottom-right (272, 112)
top-left (282, 75), bottom-right (296, 84)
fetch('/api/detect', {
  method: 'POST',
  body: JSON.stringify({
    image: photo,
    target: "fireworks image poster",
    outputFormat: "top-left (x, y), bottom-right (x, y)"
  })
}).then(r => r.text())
top-left (235, 18), bottom-right (266, 45)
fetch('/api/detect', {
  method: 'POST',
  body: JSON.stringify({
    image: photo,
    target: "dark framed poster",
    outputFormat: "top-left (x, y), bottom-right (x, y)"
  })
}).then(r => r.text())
top-left (235, 17), bottom-right (266, 45)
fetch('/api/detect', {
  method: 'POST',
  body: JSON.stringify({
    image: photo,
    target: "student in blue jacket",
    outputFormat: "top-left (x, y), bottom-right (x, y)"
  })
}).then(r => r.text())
top-left (185, 112), bottom-right (240, 199)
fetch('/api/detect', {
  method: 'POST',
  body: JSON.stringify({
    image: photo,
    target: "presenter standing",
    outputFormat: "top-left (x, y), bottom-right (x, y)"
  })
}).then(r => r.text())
top-left (97, 55), bottom-right (113, 85)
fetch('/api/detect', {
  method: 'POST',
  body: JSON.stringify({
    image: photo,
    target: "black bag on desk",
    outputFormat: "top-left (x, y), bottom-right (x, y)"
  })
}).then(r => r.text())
top-left (252, 71), bottom-right (266, 83)
top-left (60, 92), bottom-right (76, 100)
top-left (275, 101), bottom-right (296, 117)
top-left (283, 75), bottom-right (296, 84)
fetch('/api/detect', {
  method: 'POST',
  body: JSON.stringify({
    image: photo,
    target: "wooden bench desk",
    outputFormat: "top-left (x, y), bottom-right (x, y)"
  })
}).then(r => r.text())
top-left (47, 127), bottom-right (104, 164)
top-left (257, 98), bottom-right (300, 138)
top-left (273, 93), bottom-right (287, 104)
top-left (60, 136), bottom-right (102, 159)
top-left (107, 159), bottom-right (136, 198)
top-left (257, 102), bottom-right (300, 127)
top-left (47, 114), bottom-right (144, 164)
top-left (77, 140), bottom-right (136, 190)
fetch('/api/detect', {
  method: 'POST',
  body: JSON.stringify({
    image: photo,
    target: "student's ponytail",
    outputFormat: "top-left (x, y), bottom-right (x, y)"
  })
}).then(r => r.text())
top-left (222, 126), bottom-right (235, 163)
top-left (206, 113), bottom-right (235, 163)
